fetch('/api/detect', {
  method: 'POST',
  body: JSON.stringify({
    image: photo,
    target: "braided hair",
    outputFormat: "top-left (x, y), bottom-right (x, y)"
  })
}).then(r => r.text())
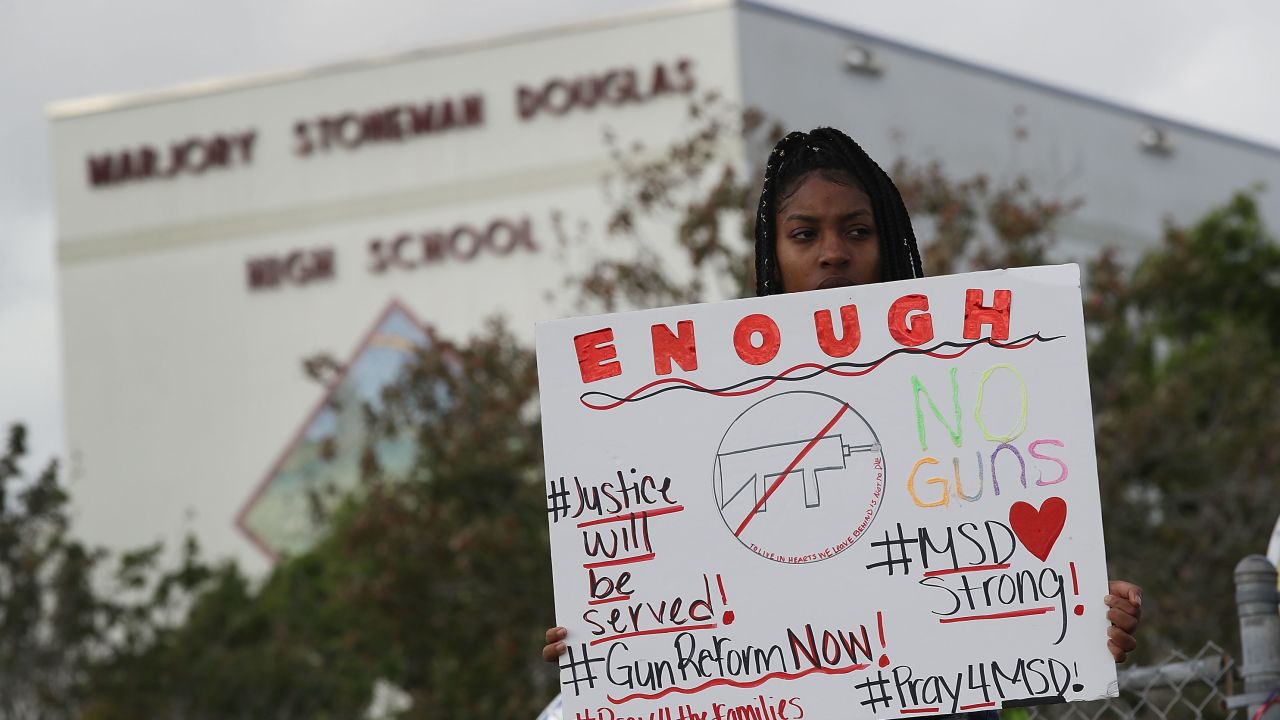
top-left (754, 127), bottom-right (922, 296)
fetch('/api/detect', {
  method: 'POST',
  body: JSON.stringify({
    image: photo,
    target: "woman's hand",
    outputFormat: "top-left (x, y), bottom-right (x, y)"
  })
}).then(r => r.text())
top-left (544, 626), bottom-right (567, 663)
top-left (1106, 580), bottom-right (1143, 663)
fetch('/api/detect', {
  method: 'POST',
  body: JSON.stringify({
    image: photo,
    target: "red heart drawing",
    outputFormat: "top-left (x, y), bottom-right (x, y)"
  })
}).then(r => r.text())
top-left (1009, 497), bottom-right (1067, 561)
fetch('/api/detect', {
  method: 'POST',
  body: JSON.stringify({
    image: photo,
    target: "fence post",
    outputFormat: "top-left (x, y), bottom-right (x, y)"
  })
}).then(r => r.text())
top-left (1236, 555), bottom-right (1280, 720)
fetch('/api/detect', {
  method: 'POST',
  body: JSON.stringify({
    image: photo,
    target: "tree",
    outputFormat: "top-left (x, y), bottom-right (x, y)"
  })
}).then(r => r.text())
top-left (79, 321), bottom-right (553, 720)
top-left (0, 423), bottom-right (93, 720)
top-left (0, 424), bottom-right (209, 720)
top-left (1085, 192), bottom-right (1280, 657)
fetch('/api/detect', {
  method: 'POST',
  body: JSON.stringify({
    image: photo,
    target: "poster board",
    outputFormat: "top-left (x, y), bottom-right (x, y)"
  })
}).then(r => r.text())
top-left (536, 265), bottom-right (1118, 720)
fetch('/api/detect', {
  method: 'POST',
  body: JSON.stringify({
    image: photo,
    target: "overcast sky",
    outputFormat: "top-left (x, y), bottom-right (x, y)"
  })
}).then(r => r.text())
top-left (2, 0), bottom-right (1278, 468)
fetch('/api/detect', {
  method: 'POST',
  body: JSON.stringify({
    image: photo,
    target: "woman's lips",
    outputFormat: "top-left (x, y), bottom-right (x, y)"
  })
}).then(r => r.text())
top-left (816, 276), bottom-right (855, 290)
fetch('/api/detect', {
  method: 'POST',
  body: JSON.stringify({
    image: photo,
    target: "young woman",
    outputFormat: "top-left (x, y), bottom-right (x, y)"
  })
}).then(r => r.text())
top-left (543, 126), bottom-right (1142, 676)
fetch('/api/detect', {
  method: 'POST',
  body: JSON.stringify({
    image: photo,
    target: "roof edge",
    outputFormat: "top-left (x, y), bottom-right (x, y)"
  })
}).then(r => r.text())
top-left (740, 0), bottom-right (1280, 159)
top-left (46, 0), bottom-right (731, 120)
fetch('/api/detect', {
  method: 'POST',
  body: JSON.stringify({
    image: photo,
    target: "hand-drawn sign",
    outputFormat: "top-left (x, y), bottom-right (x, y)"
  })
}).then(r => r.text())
top-left (536, 266), bottom-right (1118, 720)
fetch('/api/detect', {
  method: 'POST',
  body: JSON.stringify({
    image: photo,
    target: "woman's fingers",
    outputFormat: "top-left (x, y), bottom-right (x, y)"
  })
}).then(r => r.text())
top-left (1108, 625), bottom-right (1138, 662)
top-left (1104, 581), bottom-right (1143, 663)
top-left (543, 626), bottom-right (568, 663)
top-left (1105, 596), bottom-right (1140, 633)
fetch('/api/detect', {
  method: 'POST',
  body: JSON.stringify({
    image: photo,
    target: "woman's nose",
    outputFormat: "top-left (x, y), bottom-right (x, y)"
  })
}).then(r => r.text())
top-left (818, 233), bottom-right (850, 266)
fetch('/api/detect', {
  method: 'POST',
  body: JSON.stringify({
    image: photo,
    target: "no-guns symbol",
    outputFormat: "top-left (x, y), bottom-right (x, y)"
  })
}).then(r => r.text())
top-left (712, 391), bottom-right (886, 563)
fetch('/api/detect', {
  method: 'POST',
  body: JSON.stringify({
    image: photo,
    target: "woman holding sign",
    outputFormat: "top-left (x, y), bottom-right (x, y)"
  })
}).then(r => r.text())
top-left (542, 127), bottom-right (1142, 683)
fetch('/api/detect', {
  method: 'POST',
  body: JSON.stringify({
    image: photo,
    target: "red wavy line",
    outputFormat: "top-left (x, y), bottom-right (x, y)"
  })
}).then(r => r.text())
top-left (582, 337), bottom-right (1041, 411)
top-left (606, 662), bottom-right (869, 704)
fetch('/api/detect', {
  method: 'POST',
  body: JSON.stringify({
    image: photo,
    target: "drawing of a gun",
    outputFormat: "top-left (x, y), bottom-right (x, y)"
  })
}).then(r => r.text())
top-left (715, 435), bottom-right (880, 514)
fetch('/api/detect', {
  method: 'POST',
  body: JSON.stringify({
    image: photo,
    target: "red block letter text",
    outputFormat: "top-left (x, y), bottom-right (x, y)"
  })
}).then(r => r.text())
top-left (651, 320), bottom-right (698, 375)
top-left (814, 305), bottom-right (861, 358)
top-left (733, 313), bottom-right (781, 365)
top-left (963, 288), bottom-right (1012, 340)
top-left (574, 328), bottom-right (621, 383)
top-left (888, 294), bottom-right (934, 347)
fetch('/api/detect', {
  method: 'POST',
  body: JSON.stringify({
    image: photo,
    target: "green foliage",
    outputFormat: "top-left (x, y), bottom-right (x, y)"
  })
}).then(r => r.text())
top-left (892, 160), bottom-right (1081, 275)
top-left (78, 320), bottom-right (553, 720)
top-left (83, 555), bottom-right (386, 719)
top-left (0, 424), bottom-right (204, 720)
top-left (1086, 192), bottom-right (1280, 658)
top-left (0, 424), bottom-right (91, 720)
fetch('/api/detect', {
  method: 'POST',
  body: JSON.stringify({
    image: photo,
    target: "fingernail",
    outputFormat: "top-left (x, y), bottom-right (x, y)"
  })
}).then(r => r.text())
top-left (1104, 594), bottom-right (1115, 604)
top-left (556, 642), bottom-right (566, 653)
top-left (1134, 592), bottom-right (1143, 607)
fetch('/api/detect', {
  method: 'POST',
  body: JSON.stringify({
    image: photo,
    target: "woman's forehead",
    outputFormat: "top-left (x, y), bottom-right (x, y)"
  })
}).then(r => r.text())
top-left (777, 169), bottom-right (869, 212)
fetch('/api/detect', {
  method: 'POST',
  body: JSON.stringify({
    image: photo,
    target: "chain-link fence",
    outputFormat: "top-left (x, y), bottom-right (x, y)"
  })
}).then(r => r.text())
top-left (1028, 555), bottom-right (1280, 720)
top-left (1027, 643), bottom-right (1240, 720)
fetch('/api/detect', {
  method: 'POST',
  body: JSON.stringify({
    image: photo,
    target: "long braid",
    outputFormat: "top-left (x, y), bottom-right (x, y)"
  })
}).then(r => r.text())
top-left (754, 127), bottom-right (922, 296)
top-left (754, 131), bottom-right (809, 296)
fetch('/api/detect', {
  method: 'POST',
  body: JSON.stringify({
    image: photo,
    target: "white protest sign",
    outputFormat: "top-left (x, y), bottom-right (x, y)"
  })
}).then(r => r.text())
top-left (536, 265), bottom-right (1118, 720)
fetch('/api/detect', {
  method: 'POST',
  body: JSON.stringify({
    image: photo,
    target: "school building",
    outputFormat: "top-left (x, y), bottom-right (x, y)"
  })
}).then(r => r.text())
top-left (49, 0), bottom-right (1280, 574)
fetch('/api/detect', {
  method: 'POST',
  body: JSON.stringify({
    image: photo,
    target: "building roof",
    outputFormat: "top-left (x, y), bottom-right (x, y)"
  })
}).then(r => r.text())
top-left (47, 0), bottom-right (1280, 159)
